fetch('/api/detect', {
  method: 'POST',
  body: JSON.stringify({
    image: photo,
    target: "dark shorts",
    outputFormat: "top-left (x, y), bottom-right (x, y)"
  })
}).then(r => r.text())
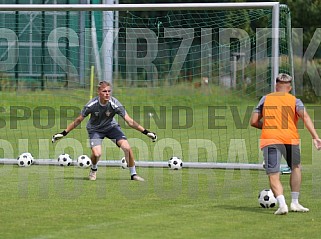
top-left (262, 144), bottom-right (301, 174)
top-left (88, 125), bottom-right (127, 148)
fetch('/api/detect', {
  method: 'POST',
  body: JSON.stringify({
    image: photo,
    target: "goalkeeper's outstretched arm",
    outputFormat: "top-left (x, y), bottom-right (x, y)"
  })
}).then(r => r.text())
top-left (124, 114), bottom-right (157, 142)
top-left (52, 114), bottom-right (85, 143)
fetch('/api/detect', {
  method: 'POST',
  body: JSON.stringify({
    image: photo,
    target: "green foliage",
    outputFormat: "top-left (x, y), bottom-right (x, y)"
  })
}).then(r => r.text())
top-left (292, 56), bottom-right (321, 103)
top-left (281, 0), bottom-right (321, 55)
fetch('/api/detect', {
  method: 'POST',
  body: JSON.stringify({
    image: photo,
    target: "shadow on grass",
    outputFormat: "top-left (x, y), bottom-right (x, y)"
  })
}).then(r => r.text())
top-left (214, 204), bottom-right (275, 214)
top-left (60, 176), bottom-right (131, 181)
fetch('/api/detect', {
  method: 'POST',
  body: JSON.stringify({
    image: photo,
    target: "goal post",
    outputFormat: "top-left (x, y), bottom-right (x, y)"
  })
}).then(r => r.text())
top-left (0, 3), bottom-right (293, 169)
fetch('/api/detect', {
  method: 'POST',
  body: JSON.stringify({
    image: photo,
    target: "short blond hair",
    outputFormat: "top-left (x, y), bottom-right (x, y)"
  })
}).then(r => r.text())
top-left (97, 81), bottom-right (112, 88)
top-left (276, 73), bottom-right (292, 83)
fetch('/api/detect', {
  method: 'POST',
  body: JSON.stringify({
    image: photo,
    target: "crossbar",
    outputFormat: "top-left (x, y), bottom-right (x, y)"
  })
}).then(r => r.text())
top-left (0, 3), bottom-right (279, 11)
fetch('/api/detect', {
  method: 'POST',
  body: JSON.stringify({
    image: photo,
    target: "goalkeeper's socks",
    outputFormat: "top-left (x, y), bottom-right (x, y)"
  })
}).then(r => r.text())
top-left (91, 164), bottom-right (98, 171)
top-left (129, 166), bottom-right (137, 176)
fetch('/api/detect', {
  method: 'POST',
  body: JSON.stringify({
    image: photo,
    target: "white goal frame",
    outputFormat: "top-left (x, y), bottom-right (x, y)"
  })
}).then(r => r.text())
top-left (0, 2), bottom-right (285, 170)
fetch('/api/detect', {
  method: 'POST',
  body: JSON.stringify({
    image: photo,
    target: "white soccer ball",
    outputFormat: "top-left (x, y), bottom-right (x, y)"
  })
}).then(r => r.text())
top-left (258, 189), bottom-right (277, 208)
top-left (58, 153), bottom-right (72, 166)
top-left (23, 152), bottom-right (34, 164)
top-left (168, 156), bottom-right (183, 170)
top-left (17, 153), bottom-right (33, 167)
top-left (77, 155), bottom-right (92, 168)
top-left (120, 157), bottom-right (128, 169)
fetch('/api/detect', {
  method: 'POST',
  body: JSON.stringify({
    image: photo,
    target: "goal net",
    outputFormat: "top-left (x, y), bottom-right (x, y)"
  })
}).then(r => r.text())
top-left (0, 3), bottom-right (293, 168)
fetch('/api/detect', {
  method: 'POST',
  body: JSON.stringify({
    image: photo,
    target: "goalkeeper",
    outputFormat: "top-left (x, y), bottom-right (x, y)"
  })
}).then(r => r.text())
top-left (52, 81), bottom-right (157, 181)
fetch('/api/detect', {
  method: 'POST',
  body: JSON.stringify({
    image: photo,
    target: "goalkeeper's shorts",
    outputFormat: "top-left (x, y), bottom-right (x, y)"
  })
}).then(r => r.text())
top-left (88, 125), bottom-right (127, 148)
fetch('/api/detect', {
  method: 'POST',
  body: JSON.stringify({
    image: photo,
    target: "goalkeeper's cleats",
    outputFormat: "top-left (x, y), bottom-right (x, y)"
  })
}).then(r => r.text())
top-left (131, 174), bottom-right (145, 182)
top-left (290, 203), bottom-right (309, 212)
top-left (274, 205), bottom-right (288, 215)
top-left (52, 130), bottom-right (68, 143)
top-left (142, 129), bottom-right (157, 142)
top-left (88, 169), bottom-right (97, 181)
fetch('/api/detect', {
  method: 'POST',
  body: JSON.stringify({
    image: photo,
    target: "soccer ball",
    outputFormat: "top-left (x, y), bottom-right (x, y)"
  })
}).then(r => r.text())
top-left (17, 153), bottom-right (33, 167)
top-left (120, 157), bottom-right (128, 169)
top-left (58, 153), bottom-right (72, 166)
top-left (25, 153), bottom-right (34, 164)
top-left (120, 157), bottom-right (135, 169)
top-left (258, 189), bottom-right (277, 208)
top-left (77, 155), bottom-right (92, 168)
top-left (168, 156), bottom-right (183, 170)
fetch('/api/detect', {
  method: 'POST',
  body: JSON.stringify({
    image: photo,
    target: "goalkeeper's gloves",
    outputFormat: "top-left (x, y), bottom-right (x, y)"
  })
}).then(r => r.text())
top-left (142, 129), bottom-right (157, 142)
top-left (52, 130), bottom-right (68, 143)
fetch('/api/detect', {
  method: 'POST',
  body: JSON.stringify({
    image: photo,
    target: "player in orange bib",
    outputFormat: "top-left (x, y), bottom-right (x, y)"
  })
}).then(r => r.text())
top-left (250, 73), bottom-right (321, 215)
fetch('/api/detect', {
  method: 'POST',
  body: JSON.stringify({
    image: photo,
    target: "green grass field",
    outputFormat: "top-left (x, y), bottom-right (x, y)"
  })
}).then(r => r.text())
top-left (1, 84), bottom-right (321, 238)
top-left (1, 164), bottom-right (321, 239)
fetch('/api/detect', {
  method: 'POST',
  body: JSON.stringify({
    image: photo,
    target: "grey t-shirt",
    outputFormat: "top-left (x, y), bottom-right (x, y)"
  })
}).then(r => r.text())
top-left (81, 96), bottom-right (127, 133)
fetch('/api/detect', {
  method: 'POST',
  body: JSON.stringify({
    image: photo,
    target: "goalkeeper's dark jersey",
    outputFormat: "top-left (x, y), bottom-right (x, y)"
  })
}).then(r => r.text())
top-left (81, 96), bottom-right (127, 133)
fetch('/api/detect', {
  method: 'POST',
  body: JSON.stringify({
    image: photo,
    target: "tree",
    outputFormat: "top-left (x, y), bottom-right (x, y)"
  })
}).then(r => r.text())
top-left (280, 0), bottom-right (321, 54)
